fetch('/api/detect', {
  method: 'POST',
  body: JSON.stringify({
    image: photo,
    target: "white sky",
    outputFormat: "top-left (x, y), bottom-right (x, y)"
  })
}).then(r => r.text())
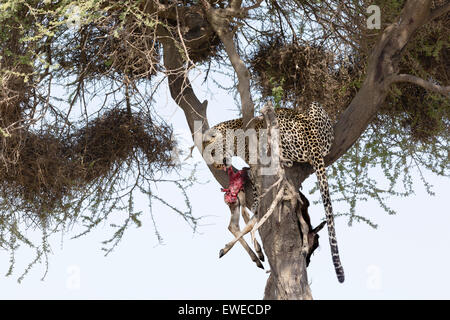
top-left (0, 70), bottom-right (449, 300)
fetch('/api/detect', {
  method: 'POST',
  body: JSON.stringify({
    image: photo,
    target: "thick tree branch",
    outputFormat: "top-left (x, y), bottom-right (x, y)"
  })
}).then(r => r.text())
top-left (161, 41), bottom-right (208, 137)
top-left (158, 29), bottom-right (230, 189)
top-left (427, 1), bottom-right (450, 23)
top-left (200, 0), bottom-right (256, 129)
top-left (241, 0), bottom-right (264, 13)
top-left (226, 0), bottom-right (264, 16)
top-left (230, 0), bottom-right (243, 11)
top-left (388, 74), bottom-right (450, 96)
top-left (324, 0), bottom-right (434, 167)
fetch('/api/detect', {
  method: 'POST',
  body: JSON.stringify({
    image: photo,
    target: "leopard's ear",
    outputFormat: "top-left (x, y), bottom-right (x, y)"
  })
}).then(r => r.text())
top-left (203, 127), bottom-right (218, 144)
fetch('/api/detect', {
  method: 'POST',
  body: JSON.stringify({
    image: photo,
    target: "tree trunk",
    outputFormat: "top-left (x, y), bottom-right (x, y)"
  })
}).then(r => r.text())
top-left (257, 165), bottom-right (313, 300)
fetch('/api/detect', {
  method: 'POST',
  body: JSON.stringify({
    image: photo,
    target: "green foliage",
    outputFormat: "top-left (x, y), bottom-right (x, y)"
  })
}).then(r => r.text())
top-left (309, 112), bottom-right (449, 228)
top-left (270, 77), bottom-right (285, 109)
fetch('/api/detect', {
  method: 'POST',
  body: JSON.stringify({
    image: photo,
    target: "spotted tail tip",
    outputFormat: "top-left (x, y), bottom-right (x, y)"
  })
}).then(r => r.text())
top-left (337, 269), bottom-right (345, 283)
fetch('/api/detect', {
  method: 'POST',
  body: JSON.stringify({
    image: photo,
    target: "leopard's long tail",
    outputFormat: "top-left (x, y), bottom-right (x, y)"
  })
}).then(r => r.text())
top-left (313, 158), bottom-right (345, 283)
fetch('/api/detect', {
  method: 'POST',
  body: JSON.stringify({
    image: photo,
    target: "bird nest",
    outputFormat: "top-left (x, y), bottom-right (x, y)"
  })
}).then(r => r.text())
top-left (0, 107), bottom-right (175, 217)
top-left (57, 22), bottom-right (160, 81)
top-left (250, 38), bottom-right (364, 120)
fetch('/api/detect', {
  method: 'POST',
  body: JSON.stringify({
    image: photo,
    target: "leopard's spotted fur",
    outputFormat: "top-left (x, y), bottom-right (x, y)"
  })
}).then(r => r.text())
top-left (205, 102), bottom-right (344, 283)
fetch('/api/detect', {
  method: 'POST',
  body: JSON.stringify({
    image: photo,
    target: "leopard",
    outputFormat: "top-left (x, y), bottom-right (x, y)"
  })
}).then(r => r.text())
top-left (203, 102), bottom-right (345, 283)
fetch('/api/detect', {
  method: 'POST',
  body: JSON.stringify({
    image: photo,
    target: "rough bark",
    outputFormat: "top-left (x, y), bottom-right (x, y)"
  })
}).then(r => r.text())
top-left (256, 165), bottom-right (313, 299)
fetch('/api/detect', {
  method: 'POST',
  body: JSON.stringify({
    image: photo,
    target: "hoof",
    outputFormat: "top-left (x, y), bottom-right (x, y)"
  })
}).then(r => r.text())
top-left (282, 159), bottom-right (293, 167)
top-left (219, 249), bottom-right (225, 258)
top-left (259, 254), bottom-right (265, 262)
top-left (257, 261), bottom-right (264, 269)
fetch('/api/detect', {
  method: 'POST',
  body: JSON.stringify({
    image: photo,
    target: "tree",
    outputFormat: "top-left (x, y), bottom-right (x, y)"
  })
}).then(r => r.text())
top-left (0, 0), bottom-right (448, 298)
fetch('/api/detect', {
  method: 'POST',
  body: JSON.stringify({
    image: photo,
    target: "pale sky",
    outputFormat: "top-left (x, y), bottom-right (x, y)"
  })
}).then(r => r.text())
top-left (0, 70), bottom-right (449, 300)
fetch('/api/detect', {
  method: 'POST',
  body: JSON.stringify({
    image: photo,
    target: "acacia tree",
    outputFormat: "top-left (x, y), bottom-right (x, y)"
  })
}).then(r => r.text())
top-left (0, 0), bottom-right (448, 298)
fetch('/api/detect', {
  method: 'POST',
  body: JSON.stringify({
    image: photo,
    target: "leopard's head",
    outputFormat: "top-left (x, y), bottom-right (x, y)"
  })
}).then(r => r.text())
top-left (202, 126), bottom-right (229, 170)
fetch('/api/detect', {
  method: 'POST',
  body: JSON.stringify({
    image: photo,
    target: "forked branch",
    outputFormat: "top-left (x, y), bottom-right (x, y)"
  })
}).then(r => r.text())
top-left (388, 74), bottom-right (450, 96)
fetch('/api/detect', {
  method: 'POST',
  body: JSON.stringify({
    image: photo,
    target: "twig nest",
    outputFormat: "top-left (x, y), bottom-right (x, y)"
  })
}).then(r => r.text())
top-left (250, 38), bottom-right (363, 120)
top-left (0, 108), bottom-right (175, 216)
